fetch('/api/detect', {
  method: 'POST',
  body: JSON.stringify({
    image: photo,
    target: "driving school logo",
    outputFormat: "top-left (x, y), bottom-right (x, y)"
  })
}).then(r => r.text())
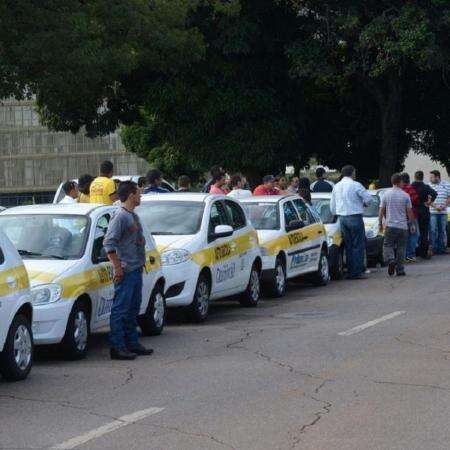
top-left (215, 243), bottom-right (232, 261)
top-left (288, 232), bottom-right (303, 246)
top-left (216, 263), bottom-right (236, 283)
top-left (97, 265), bottom-right (113, 284)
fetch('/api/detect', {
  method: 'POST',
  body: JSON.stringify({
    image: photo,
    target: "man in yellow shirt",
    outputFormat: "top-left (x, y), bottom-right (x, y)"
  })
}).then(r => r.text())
top-left (89, 161), bottom-right (118, 205)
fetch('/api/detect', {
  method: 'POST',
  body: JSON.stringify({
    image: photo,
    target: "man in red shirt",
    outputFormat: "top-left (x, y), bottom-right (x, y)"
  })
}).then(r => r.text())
top-left (253, 175), bottom-right (280, 196)
top-left (400, 173), bottom-right (420, 261)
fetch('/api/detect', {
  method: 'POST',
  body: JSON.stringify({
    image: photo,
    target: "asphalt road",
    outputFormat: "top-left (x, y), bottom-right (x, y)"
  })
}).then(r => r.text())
top-left (1, 255), bottom-right (450, 450)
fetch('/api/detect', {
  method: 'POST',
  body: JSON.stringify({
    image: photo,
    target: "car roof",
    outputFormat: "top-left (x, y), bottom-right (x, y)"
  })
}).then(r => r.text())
top-left (311, 193), bottom-right (332, 200)
top-left (0, 203), bottom-right (109, 216)
top-left (240, 195), bottom-right (298, 204)
top-left (141, 192), bottom-right (221, 203)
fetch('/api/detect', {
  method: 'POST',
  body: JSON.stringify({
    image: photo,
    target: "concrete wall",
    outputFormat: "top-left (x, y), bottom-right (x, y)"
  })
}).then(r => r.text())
top-left (0, 98), bottom-right (149, 194)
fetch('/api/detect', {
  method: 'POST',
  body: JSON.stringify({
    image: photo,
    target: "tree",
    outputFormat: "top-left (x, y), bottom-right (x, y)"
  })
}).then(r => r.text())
top-left (288, 1), bottom-right (450, 185)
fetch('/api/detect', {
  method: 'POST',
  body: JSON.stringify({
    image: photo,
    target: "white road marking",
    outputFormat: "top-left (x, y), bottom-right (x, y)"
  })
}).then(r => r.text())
top-left (51, 407), bottom-right (164, 449)
top-left (338, 311), bottom-right (406, 336)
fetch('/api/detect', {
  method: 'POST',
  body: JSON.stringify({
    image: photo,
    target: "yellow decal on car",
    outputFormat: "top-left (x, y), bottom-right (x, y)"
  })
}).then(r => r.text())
top-left (0, 265), bottom-right (30, 297)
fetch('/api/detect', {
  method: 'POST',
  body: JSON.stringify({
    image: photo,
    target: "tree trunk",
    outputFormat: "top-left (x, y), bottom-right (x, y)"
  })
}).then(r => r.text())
top-left (372, 75), bottom-right (403, 187)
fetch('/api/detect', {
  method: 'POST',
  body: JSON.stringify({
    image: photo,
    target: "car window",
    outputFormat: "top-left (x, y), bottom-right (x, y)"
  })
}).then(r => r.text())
top-left (293, 198), bottom-right (313, 225)
top-left (241, 203), bottom-right (279, 230)
top-left (209, 202), bottom-right (229, 234)
top-left (92, 214), bottom-right (110, 262)
top-left (224, 200), bottom-right (246, 230)
top-left (311, 198), bottom-right (334, 224)
top-left (283, 201), bottom-right (299, 228)
top-left (0, 244), bottom-right (4, 265)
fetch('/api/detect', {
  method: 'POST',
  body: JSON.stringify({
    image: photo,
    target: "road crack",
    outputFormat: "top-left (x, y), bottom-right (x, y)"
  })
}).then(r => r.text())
top-left (373, 380), bottom-right (450, 392)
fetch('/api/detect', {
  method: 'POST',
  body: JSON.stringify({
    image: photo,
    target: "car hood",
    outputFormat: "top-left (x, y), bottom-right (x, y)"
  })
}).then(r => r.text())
top-left (23, 259), bottom-right (79, 287)
top-left (154, 235), bottom-right (196, 253)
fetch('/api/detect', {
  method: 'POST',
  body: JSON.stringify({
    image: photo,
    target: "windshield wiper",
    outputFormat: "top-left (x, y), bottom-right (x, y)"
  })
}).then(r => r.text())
top-left (44, 254), bottom-right (66, 260)
top-left (153, 232), bottom-right (177, 235)
top-left (17, 249), bottom-right (43, 257)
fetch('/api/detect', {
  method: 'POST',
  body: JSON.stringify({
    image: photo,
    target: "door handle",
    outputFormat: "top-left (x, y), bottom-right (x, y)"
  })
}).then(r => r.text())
top-left (318, 230), bottom-right (323, 234)
top-left (149, 256), bottom-right (156, 264)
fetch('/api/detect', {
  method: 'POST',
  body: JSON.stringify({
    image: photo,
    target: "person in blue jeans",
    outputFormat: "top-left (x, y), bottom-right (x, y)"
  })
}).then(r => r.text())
top-left (103, 181), bottom-right (154, 360)
top-left (331, 165), bottom-right (374, 279)
top-left (429, 170), bottom-right (450, 254)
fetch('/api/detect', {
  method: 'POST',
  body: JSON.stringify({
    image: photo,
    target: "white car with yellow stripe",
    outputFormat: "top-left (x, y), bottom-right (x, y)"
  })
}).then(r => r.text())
top-left (0, 230), bottom-right (33, 381)
top-left (241, 195), bottom-right (329, 297)
top-left (137, 193), bottom-right (262, 322)
top-left (0, 204), bottom-right (165, 359)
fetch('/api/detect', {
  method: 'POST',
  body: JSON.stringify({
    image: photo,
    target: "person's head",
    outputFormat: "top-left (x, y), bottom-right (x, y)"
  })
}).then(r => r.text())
top-left (298, 177), bottom-right (311, 190)
top-left (210, 165), bottom-right (223, 178)
top-left (262, 175), bottom-right (275, 190)
top-left (278, 176), bottom-right (288, 190)
top-left (290, 176), bottom-right (299, 188)
top-left (341, 165), bottom-right (356, 179)
top-left (430, 170), bottom-right (441, 184)
top-left (400, 172), bottom-right (410, 185)
top-left (117, 181), bottom-right (140, 208)
top-left (414, 170), bottom-right (424, 182)
top-left (100, 160), bottom-right (114, 178)
top-left (230, 175), bottom-right (243, 190)
top-left (147, 168), bottom-right (163, 186)
top-left (137, 176), bottom-right (147, 189)
top-left (391, 173), bottom-right (403, 188)
top-left (212, 171), bottom-right (226, 187)
top-left (315, 167), bottom-right (326, 180)
top-left (78, 174), bottom-right (94, 195)
top-left (178, 175), bottom-right (191, 190)
top-left (62, 181), bottom-right (78, 199)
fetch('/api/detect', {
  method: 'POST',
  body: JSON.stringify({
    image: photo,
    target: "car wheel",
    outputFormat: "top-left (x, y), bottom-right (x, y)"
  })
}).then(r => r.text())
top-left (240, 263), bottom-right (261, 307)
top-left (61, 301), bottom-right (90, 360)
top-left (139, 284), bottom-right (165, 336)
top-left (188, 274), bottom-right (210, 323)
top-left (330, 247), bottom-right (344, 280)
top-left (309, 249), bottom-right (330, 286)
top-left (0, 314), bottom-right (33, 381)
top-left (266, 256), bottom-right (286, 298)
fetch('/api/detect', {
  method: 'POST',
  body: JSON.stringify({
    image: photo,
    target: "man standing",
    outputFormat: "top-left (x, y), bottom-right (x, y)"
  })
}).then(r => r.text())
top-left (400, 173), bottom-right (420, 262)
top-left (330, 165), bottom-right (373, 280)
top-left (209, 171), bottom-right (228, 194)
top-left (103, 181), bottom-right (153, 360)
top-left (202, 165), bottom-right (223, 193)
top-left (379, 173), bottom-right (416, 276)
top-left (412, 171), bottom-right (437, 258)
top-left (227, 175), bottom-right (252, 199)
top-left (177, 175), bottom-right (191, 192)
top-left (429, 170), bottom-right (450, 254)
top-left (59, 181), bottom-right (78, 204)
top-left (89, 160), bottom-right (118, 205)
top-left (253, 175), bottom-right (280, 196)
top-left (287, 177), bottom-right (300, 194)
top-left (311, 167), bottom-right (334, 193)
top-left (77, 174), bottom-right (94, 203)
top-left (144, 169), bottom-right (169, 194)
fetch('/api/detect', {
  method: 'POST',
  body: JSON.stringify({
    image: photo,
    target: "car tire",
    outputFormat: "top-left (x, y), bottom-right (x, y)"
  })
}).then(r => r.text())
top-left (240, 263), bottom-right (261, 307)
top-left (139, 284), bottom-right (165, 336)
top-left (266, 256), bottom-right (286, 298)
top-left (61, 301), bottom-right (90, 360)
top-left (0, 314), bottom-right (33, 381)
top-left (330, 247), bottom-right (344, 280)
top-left (188, 274), bottom-right (211, 323)
top-left (309, 249), bottom-right (330, 286)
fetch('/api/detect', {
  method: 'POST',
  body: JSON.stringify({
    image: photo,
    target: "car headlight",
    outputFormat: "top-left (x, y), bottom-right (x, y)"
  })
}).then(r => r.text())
top-left (30, 284), bottom-right (62, 306)
top-left (327, 236), bottom-right (334, 247)
top-left (161, 249), bottom-right (192, 266)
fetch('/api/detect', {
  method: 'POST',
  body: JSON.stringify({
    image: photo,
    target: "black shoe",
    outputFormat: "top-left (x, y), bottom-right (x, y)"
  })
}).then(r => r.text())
top-left (388, 261), bottom-right (396, 277)
top-left (110, 348), bottom-right (137, 360)
top-left (397, 271), bottom-right (406, 277)
top-left (127, 344), bottom-right (154, 356)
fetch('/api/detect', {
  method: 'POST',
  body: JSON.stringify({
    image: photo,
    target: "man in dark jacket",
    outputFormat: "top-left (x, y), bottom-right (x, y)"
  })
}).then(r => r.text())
top-left (412, 171), bottom-right (437, 258)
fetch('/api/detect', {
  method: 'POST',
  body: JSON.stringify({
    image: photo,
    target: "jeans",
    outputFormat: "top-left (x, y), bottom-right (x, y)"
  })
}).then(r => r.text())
top-left (109, 269), bottom-right (143, 350)
top-left (406, 219), bottom-right (420, 259)
top-left (383, 227), bottom-right (408, 274)
top-left (417, 209), bottom-right (430, 258)
top-left (429, 214), bottom-right (448, 254)
top-left (339, 215), bottom-right (366, 278)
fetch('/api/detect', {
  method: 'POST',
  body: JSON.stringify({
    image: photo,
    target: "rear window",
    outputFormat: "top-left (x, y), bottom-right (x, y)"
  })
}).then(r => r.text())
top-left (242, 203), bottom-right (279, 230)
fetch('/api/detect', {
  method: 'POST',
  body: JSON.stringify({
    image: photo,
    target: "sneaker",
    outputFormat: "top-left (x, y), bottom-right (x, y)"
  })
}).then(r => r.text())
top-left (388, 261), bottom-right (396, 277)
top-left (110, 348), bottom-right (137, 360)
top-left (405, 257), bottom-right (417, 263)
top-left (127, 344), bottom-right (154, 356)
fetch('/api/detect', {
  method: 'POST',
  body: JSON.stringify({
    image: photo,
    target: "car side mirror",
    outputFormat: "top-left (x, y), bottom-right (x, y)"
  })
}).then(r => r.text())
top-left (286, 219), bottom-right (305, 232)
top-left (210, 225), bottom-right (234, 241)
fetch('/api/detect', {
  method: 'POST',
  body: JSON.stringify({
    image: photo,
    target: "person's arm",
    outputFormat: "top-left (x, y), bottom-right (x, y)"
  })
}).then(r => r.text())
top-left (106, 179), bottom-right (118, 203)
top-left (405, 197), bottom-right (416, 233)
top-left (379, 200), bottom-right (386, 233)
top-left (330, 189), bottom-right (337, 215)
top-left (103, 216), bottom-right (124, 283)
top-left (357, 182), bottom-right (374, 206)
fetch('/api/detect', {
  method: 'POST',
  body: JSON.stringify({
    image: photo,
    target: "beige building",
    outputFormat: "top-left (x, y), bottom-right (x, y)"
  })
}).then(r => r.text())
top-left (0, 98), bottom-right (149, 206)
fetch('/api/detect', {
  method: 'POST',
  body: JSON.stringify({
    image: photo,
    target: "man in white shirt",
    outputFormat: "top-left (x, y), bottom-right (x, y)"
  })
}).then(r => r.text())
top-left (59, 181), bottom-right (78, 204)
top-left (227, 175), bottom-right (252, 200)
top-left (330, 165), bottom-right (374, 279)
top-left (429, 170), bottom-right (450, 254)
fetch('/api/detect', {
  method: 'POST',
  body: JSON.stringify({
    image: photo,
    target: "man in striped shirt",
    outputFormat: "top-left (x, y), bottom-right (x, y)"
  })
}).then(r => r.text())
top-left (429, 170), bottom-right (450, 254)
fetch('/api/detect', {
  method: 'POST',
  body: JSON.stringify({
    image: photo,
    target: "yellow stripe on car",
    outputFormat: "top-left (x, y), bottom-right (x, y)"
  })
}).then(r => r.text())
top-left (0, 265), bottom-right (30, 297)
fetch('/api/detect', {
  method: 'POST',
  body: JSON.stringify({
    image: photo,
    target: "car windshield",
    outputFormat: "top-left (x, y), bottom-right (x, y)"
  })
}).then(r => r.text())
top-left (137, 201), bottom-right (204, 235)
top-left (242, 203), bottom-right (279, 230)
top-left (364, 195), bottom-right (380, 217)
top-left (311, 199), bottom-right (334, 224)
top-left (0, 214), bottom-right (88, 260)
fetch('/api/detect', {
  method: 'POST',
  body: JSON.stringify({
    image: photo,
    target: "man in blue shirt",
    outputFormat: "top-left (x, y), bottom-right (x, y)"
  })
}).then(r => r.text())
top-left (143, 169), bottom-right (169, 194)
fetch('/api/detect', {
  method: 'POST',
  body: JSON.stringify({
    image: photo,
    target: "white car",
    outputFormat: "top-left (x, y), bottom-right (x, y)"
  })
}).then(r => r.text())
top-left (0, 204), bottom-right (165, 359)
top-left (137, 193), bottom-right (262, 322)
top-left (241, 195), bottom-right (329, 297)
top-left (53, 176), bottom-right (175, 203)
top-left (0, 230), bottom-right (33, 381)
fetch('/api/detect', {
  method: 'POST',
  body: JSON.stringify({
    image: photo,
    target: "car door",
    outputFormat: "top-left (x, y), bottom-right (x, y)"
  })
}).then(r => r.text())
top-left (90, 213), bottom-right (115, 328)
top-left (293, 198), bottom-right (324, 271)
top-left (223, 199), bottom-right (254, 291)
top-left (207, 201), bottom-right (237, 296)
top-left (140, 225), bottom-right (160, 314)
